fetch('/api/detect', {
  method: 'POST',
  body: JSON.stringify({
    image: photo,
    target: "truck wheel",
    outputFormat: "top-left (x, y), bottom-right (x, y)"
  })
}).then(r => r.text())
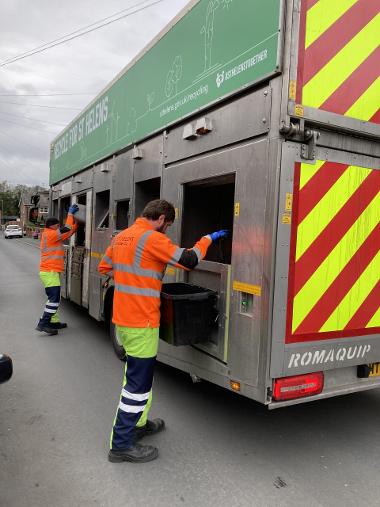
top-left (109, 319), bottom-right (126, 361)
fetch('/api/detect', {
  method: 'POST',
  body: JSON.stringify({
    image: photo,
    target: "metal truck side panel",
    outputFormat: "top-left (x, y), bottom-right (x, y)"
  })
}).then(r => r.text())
top-left (112, 151), bottom-right (134, 202)
top-left (162, 135), bottom-right (270, 390)
top-left (164, 85), bottom-right (272, 164)
top-left (71, 168), bottom-right (94, 194)
top-left (133, 137), bottom-right (163, 184)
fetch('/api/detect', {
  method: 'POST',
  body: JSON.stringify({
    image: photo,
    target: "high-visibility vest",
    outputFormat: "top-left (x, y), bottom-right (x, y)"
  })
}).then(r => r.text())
top-left (98, 217), bottom-right (212, 328)
top-left (39, 214), bottom-right (77, 273)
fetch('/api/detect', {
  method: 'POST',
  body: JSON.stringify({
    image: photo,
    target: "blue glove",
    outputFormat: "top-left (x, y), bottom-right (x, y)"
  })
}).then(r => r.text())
top-left (68, 204), bottom-right (79, 215)
top-left (209, 230), bottom-right (229, 242)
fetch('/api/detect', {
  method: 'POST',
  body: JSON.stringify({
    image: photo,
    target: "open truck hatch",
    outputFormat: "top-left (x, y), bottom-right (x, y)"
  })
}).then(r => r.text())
top-left (175, 174), bottom-right (235, 361)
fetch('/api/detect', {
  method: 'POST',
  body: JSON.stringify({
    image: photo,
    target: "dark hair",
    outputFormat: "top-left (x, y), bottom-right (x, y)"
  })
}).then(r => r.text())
top-left (45, 217), bottom-right (60, 228)
top-left (142, 199), bottom-right (175, 223)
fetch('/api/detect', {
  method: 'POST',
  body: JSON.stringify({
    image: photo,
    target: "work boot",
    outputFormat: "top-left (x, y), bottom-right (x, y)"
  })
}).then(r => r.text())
top-left (35, 324), bottom-right (58, 336)
top-left (135, 418), bottom-right (165, 440)
top-left (49, 322), bottom-right (68, 329)
top-left (108, 443), bottom-right (158, 463)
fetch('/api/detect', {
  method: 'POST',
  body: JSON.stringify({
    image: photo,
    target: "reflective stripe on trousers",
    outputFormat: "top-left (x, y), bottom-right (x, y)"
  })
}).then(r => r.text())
top-left (110, 326), bottom-right (159, 450)
top-left (110, 354), bottom-right (156, 450)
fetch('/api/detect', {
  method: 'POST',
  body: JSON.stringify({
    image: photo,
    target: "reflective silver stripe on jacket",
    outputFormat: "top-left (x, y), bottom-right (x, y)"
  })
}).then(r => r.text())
top-left (167, 247), bottom-right (184, 266)
top-left (41, 255), bottom-right (65, 261)
top-left (102, 255), bottom-right (113, 266)
top-left (42, 246), bottom-right (63, 254)
top-left (192, 247), bottom-right (202, 262)
top-left (134, 230), bottom-right (154, 265)
top-left (113, 263), bottom-right (163, 280)
top-left (113, 230), bottom-right (164, 281)
top-left (114, 284), bottom-right (160, 298)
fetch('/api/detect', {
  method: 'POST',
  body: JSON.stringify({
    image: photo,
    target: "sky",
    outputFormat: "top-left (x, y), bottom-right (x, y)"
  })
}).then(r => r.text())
top-left (0, 0), bottom-right (189, 187)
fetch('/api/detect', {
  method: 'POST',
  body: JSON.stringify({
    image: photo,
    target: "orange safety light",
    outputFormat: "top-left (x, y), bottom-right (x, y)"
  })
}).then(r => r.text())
top-left (273, 372), bottom-right (324, 401)
top-left (230, 380), bottom-right (241, 392)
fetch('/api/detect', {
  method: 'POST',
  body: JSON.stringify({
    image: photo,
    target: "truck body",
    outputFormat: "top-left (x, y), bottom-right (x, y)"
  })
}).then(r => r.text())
top-left (49, 0), bottom-right (380, 408)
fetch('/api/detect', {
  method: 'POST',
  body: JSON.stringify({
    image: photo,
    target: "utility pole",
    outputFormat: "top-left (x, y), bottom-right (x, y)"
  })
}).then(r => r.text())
top-left (0, 199), bottom-right (3, 227)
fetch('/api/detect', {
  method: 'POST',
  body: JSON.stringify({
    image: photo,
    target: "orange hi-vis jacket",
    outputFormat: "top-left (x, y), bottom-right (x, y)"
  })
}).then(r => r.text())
top-left (98, 217), bottom-right (212, 328)
top-left (39, 214), bottom-right (78, 273)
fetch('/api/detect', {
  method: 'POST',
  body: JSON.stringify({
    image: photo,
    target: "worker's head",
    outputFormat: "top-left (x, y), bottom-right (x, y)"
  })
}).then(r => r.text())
top-left (45, 217), bottom-right (60, 230)
top-left (142, 199), bottom-right (175, 234)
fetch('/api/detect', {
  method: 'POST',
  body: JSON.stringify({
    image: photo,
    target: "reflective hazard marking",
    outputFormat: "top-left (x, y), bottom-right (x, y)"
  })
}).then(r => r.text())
top-left (233, 281), bottom-right (261, 296)
top-left (298, 0), bottom-right (380, 125)
top-left (287, 160), bottom-right (380, 343)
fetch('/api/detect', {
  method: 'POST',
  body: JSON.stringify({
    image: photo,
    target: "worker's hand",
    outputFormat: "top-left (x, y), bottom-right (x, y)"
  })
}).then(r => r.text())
top-left (68, 204), bottom-right (79, 215)
top-left (209, 230), bottom-right (229, 242)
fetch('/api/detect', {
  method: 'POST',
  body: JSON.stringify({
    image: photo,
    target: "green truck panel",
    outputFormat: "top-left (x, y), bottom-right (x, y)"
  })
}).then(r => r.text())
top-left (50, 0), bottom-right (281, 184)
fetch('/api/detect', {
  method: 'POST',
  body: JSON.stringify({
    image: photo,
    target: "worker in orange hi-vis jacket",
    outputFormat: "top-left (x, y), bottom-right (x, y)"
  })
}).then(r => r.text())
top-left (98, 199), bottom-right (228, 464)
top-left (36, 204), bottom-right (79, 336)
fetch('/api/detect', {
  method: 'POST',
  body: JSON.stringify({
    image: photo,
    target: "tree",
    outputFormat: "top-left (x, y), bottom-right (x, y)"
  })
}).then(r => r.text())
top-left (0, 181), bottom-right (46, 217)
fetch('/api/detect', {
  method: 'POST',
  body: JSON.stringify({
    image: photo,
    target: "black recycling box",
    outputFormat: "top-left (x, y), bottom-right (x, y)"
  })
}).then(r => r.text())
top-left (160, 283), bottom-right (218, 346)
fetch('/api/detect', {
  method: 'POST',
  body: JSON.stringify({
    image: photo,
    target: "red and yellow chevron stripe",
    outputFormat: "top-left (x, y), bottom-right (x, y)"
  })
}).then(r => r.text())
top-left (297, 0), bottom-right (380, 124)
top-left (286, 160), bottom-right (380, 344)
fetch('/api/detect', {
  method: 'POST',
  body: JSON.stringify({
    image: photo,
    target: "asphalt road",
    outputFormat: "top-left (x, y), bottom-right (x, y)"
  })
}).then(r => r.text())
top-left (1, 235), bottom-right (380, 507)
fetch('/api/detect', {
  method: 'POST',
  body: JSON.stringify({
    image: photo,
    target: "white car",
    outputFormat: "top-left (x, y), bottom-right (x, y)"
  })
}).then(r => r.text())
top-left (4, 225), bottom-right (23, 239)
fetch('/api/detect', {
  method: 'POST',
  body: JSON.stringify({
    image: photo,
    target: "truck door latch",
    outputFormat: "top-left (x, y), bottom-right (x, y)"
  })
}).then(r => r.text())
top-left (301, 129), bottom-right (319, 161)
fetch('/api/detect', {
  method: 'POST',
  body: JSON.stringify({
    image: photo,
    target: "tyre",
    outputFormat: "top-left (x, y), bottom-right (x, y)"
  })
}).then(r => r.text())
top-left (109, 319), bottom-right (126, 361)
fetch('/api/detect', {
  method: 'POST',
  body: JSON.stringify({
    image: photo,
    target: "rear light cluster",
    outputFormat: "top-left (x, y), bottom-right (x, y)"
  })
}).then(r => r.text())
top-left (273, 372), bottom-right (324, 401)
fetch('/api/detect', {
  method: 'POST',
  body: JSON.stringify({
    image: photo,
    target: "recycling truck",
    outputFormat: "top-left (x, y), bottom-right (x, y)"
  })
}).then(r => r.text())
top-left (49, 0), bottom-right (380, 408)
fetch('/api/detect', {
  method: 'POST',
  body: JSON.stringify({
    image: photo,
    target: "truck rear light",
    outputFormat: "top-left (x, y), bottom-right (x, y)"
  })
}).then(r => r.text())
top-left (273, 372), bottom-right (324, 401)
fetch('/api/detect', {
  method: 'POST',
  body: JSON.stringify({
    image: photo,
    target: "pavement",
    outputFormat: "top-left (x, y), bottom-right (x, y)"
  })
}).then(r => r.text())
top-left (1, 236), bottom-right (380, 507)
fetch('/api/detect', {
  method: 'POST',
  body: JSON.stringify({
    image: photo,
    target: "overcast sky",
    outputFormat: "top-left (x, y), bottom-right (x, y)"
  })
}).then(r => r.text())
top-left (0, 0), bottom-right (189, 187)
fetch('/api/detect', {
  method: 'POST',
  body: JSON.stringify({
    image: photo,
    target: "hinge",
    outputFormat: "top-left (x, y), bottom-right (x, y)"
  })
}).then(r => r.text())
top-left (280, 119), bottom-right (320, 161)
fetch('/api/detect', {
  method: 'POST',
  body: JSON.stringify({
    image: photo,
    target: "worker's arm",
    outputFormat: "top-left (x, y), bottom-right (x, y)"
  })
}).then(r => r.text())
top-left (98, 244), bottom-right (114, 276)
top-left (57, 212), bottom-right (78, 242)
top-left (176, 236), bottom-right (212, 269)
top-left (149, 230), bottom-right (228, 270)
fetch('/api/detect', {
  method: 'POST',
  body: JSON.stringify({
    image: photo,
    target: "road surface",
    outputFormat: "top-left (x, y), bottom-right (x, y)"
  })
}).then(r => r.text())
top-left (1, 235), bottom-right (380, 506)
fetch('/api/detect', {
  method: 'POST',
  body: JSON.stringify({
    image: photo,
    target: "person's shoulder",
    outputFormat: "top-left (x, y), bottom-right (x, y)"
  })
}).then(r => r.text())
top-left (150, 230), bottom-right (167, 241)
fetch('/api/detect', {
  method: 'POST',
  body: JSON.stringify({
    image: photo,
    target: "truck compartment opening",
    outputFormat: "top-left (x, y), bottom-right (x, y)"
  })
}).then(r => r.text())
top-left (115, 200), bottom-right (130, 231)
top-left (181, 174), bottom-right (235, 264)
top-left (75, 194), bottom-right (87, 246)
top-left (95, 190), bottom-right (110, 229)
top-left (59, 196), bottom-right (70, 224)
top-left (134, 177), bottom-right (160, 218)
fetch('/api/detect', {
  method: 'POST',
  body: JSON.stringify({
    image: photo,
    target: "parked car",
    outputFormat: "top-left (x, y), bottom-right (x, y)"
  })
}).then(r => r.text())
top-left (0, 354), bottom-right (12, 383)
top-left (4, 225), bottom-right (23, 239)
